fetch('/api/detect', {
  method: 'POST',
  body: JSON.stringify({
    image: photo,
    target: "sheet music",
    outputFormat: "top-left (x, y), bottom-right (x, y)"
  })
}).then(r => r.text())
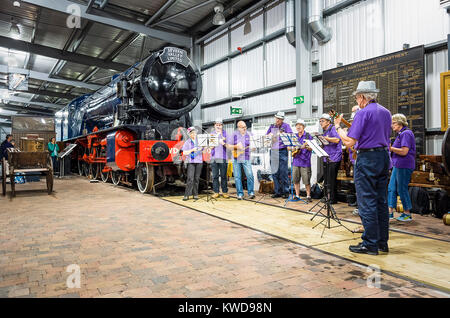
top-left (317, 135), bottom-right (330, 146)
top-left (280, 133), bottom-right (301, 147)
top-left (208, 134), bottom-right (219, 147)
top-left (306, 140), bottom-right (329, 158)
top-left (197, 134), bottom-right (208, 147)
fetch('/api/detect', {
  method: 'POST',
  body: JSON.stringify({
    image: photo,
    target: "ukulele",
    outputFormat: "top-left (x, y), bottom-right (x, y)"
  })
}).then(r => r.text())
top-left (291, 132), bottom-right (312, 157)
top-left (329, 109), bottom-right (357, 161)
top-left (232, 145), bottom-right (251, 159)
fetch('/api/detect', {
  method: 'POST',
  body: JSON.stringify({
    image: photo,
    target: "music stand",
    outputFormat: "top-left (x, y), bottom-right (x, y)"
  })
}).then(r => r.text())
top-left (198, 134), bottom-right (219, 204)
top-left (280, 133), bottom-right (307, 206)
top-left (306, 139), bottom-right (353, 237)
top-left (57, 143), bottom-right (77, 178)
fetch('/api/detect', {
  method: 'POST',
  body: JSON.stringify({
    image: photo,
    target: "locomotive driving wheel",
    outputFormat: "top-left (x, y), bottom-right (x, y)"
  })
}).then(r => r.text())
top-left (111, 170), bottom-right (121, 185)
top-left (100, 164), bottom-right (110, 183)
top-left (89, 163), bottom-right (100, 180)
top-left (88, 147), bottom-right (100, 179)
top-left (77, 157), bottom-right (83, 176)
top-left (136, 161), bottom-right (154, 194)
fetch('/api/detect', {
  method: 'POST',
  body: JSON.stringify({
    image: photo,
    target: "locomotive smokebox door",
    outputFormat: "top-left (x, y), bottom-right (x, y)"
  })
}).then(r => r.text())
top-left (139, 47), bottom-right (202, 121)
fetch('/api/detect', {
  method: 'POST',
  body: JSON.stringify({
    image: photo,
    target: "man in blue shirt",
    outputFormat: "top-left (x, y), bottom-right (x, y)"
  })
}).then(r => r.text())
top-left (266, 112), bottom-right (293, 199)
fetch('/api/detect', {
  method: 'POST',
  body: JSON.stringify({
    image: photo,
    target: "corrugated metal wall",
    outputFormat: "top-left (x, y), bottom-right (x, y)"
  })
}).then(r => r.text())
top-left (266, 36), bottom-right (296, 86)
top-left (266, 0), bottom-right (286, 36)
top-left (320, 0), bottom-right (385, 72)
top-left (201, 86), bottom-right (296, 123)
top-left (203, 30), bottom-right (228, 65)
top-left (200, 0), bottom-right (449, 154)
top-left (231, 9), bottom-right (264, 51)
top-left (384, 0), bottom-right (449, 53)
top-left (426, 49), bottom-right (448, 130)
top-left (203, 61), bottom-right (229, 103)
top-left (231, 46), bottom-right (264, 95)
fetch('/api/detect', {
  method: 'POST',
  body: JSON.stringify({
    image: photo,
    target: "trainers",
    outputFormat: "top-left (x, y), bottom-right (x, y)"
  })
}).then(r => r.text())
top-left (222, 193), bottom-right (230, 199)
top-left (237, 195), bottom-right (243, 200)
top-left (182, 196), bottom-right (189, 201)
top-left (352, 209), bottom-right (359, 216)
top-left (396, 213), bottom-right (412, 222)
top-left (212, 193), bottom-right (220, 199)
top-left (193, 196), bottom-right (199, 200)
top-left (306, 196), bottom-right (312, 203)
top-left (248, 194), bottom-right (255, 199)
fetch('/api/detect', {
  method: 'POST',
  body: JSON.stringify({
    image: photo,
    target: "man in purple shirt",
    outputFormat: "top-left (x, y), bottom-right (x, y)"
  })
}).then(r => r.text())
top-left (209, 118), bottom-right (229, 199)
top-left (182, 127), bottom-right (203, 201)
top-left (227, 121), bottom-right (255, 200)
top-left (335, 81), bottom-right (392, 256)
top-left (266, 111), bottom-right (293, 199)
top-left (319, 113), bottom-right (342, 204)
top-left (287, 119), bottom-right (313, 202)
top-left (388, 113), bottom-right (416, 222)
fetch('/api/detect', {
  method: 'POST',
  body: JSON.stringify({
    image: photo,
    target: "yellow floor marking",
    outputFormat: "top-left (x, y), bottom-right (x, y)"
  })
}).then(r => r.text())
top-left (165, 195), bottom-right (450, 292)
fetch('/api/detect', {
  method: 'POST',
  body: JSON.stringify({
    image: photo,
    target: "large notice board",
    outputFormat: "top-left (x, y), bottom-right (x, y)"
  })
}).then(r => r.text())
top-left (323, 46), bottom-right (425, 155)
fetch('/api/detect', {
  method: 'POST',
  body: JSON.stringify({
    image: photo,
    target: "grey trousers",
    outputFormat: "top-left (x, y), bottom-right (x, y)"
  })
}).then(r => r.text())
top-left (185, 163), bottom-right (203, 197)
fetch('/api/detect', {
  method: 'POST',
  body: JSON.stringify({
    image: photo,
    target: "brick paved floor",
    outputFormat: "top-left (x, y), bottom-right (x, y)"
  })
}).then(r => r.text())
top-left (0, 177), bottom-right (448, 298)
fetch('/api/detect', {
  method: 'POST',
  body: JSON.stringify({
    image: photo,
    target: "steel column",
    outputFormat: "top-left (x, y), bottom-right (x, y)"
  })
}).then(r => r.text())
top-left (296, 0), bottom-right (312, 119)
top-left (190, 39), bottom-right (203, 127)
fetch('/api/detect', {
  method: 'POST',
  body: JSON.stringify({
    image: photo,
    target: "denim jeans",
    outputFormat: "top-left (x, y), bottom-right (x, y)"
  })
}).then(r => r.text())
top-left (51, 156), bottom-right (58, 173)
top-left (270, 148), bottom-right (289, 195)
top-left (354, 149), bottom-right (390, 251)
top-left (211, 160), bottom-right (228, 194)
top-left (233, 160), bottom-right (254, 197)
top-left (388, 167), bottom-right (413, 212)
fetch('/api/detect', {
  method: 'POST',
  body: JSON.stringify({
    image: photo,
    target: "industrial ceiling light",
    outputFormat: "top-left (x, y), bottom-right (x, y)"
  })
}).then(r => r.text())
top-left (243, 17), bottom-right (251, 35)
top-left (9, 18), bottom-right (20, 39)
top-left (212, 3), bottom-right (225, 26)
top-left (13, 1), bottom-right (21, 7)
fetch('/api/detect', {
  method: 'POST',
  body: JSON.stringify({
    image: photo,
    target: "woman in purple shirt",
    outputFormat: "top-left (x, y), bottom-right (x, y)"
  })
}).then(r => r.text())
top-left (182, 127), bottom-right (203, 201)
top-left (388, 114), bottom-right (416, 222)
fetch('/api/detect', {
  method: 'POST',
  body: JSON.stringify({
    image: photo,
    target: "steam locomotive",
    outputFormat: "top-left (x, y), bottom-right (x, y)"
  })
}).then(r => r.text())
top-left (60, 47), bottom-right (203, 193)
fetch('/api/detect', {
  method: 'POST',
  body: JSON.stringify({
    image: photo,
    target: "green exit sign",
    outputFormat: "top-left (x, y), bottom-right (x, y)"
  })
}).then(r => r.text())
top-left (230, 106), bottom-right (243, 115)
top-left (294, 96), bottom-right (304, 105)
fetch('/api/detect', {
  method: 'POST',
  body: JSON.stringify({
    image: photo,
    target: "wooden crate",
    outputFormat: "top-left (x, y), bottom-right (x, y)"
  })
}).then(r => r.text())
top-left (9, 152), bottom-right (51, 170)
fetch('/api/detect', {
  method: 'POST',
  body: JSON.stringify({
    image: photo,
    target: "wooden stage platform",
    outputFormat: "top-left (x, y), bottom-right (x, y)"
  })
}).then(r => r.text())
top-left (164, 195), bottom-right (450, 292)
